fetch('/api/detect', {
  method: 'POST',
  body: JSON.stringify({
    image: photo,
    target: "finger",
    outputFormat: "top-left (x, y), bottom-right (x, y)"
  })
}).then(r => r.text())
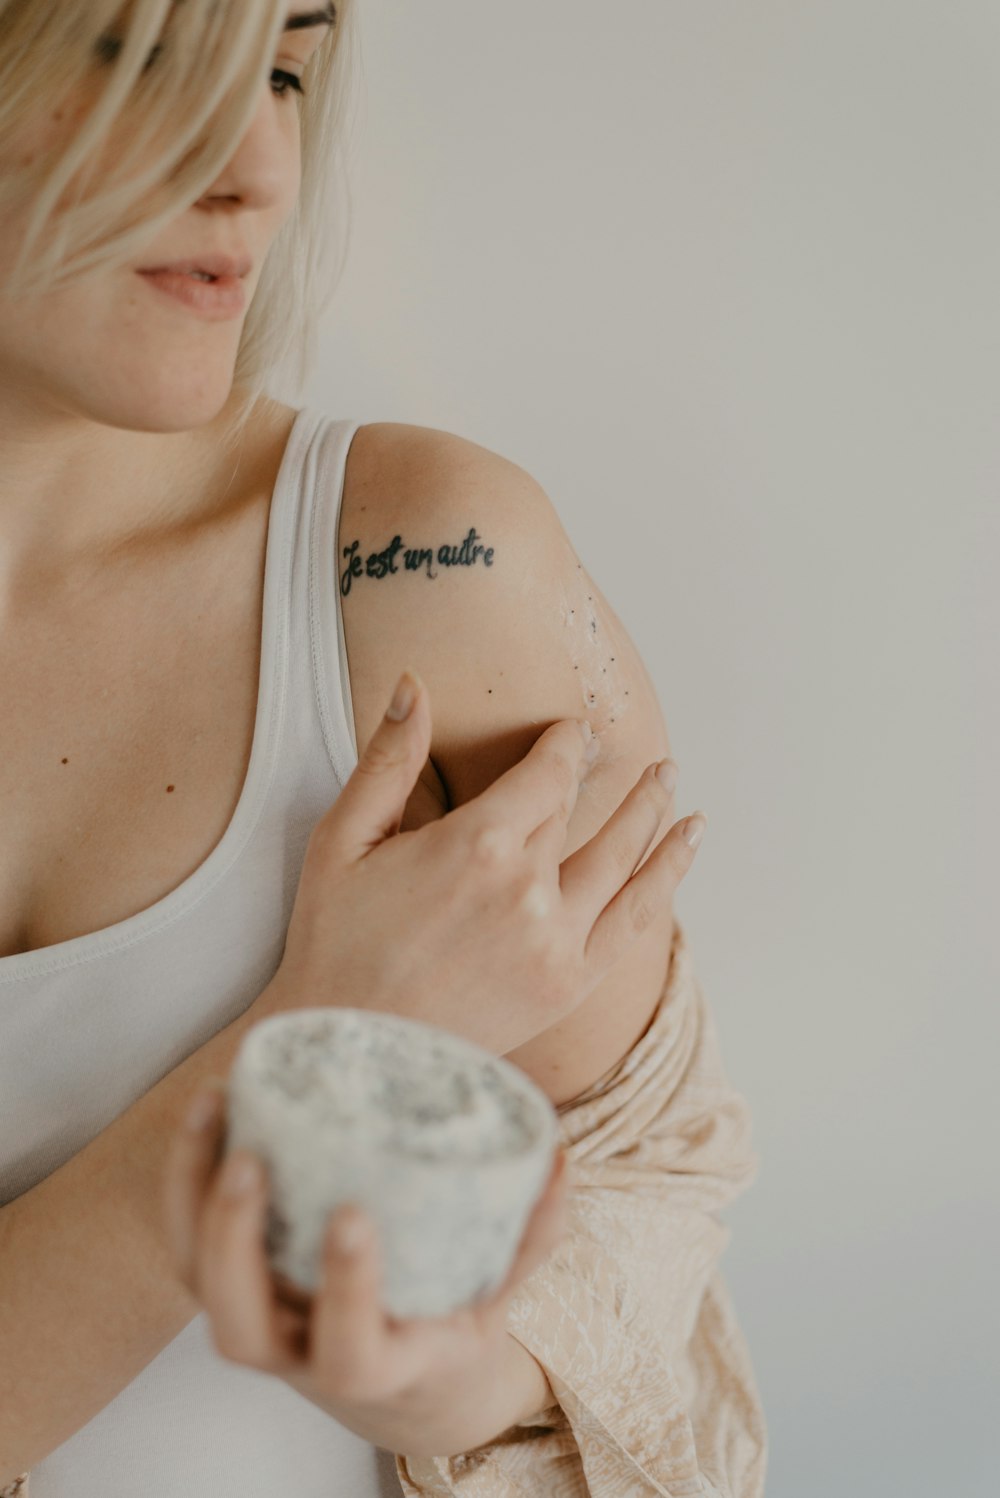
top-left (583, 810), bottom-right (707, 975)
top-left (273, 1267), bottom-right (315, 1316)
top-left (309, 669), bottom-right (432, 865)
top-left (161, 1081), bottom-right (230, 1293)
top-left (272, 1300), bottom-right (311, 1358)
top-left (309, 1206), bottom-right (395, 1401)
top-left (196, 1147), bottom-right (298, 1374)
top-left (470, 720), bottom-right (595, 844)
top-left (524, 806), bottom-right (572, 866)
top-left (559, 759), bottom-right (677, 919)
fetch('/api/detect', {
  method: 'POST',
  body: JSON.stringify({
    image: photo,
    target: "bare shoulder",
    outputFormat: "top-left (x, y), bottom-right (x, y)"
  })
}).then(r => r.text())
top-left (338, 419), bottom-right (678, 1104)
top-left (339, 418), bottom-right (671, 795)
top-left (337, 420), bottom-right (571, 818)
top-left (340, 420), bottom-right (550, 564)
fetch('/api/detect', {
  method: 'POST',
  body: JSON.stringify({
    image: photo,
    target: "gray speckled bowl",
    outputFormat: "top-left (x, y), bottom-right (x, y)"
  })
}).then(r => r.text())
top-left (223, 1007), bottom-right (560, 1320)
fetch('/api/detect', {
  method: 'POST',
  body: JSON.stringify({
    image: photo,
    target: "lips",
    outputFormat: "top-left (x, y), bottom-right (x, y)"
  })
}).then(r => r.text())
top-left (136, 266), bottom-right (248, 317)
top-left (137, 253), bottom-right (252, 280)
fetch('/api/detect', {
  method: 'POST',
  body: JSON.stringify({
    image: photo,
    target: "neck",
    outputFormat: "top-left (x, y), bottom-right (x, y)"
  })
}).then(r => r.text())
top-left (0, 385), bottom-right (272, 584)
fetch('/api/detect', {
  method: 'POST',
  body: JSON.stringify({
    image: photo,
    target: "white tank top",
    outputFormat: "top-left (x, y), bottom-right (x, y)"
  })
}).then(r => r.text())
top-left (0, 407), bottom-right (403, 1497)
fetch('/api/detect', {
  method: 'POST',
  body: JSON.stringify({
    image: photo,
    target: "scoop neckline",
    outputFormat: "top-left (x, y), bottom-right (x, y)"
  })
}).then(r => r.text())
top-left (0, 403), bottom-right (320, 984)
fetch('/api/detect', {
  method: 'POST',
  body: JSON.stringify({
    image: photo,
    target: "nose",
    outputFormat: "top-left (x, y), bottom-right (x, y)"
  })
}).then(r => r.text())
top-left (191, 83), bottom-right (300, 220)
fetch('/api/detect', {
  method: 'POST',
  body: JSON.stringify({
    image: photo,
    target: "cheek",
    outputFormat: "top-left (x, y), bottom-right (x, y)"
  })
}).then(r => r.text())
top-left (1, 87), bottom-right (108, 226)
top-left (15, 64), bottom-right (101, 153)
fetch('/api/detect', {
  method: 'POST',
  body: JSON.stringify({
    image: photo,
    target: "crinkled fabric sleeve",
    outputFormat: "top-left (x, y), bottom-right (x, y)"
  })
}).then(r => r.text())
top-left (395, 919), bottom-right (768, 1498)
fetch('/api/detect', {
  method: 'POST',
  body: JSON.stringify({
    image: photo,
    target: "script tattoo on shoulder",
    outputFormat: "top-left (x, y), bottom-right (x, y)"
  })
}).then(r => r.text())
top-left (340, 526), bottom-right (495, 596)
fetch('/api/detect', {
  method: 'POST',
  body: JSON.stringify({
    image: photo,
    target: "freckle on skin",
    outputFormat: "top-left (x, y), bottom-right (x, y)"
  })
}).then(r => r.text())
top-left (166, 785), bottom-right (175, 793)
top-left (61, 757), bottom-right (68, 764)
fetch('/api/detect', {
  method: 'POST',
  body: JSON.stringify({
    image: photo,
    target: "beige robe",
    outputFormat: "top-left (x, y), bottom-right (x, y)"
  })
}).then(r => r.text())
top-left (395, 918), bottom-right (768, 1496)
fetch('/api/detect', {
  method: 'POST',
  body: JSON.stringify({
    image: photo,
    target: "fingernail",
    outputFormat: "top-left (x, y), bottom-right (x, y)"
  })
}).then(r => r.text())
top-left (221, 1152), bottom-right (259, 1198)
top-left (684, 813), bottom-right (707, 849)
top-left (386, 670), bottom-right (418, 721)
top-left (333, 1210), bottom-right (371, 1256)
top-left (655, 759), bottom-right (678, 794)
top-left (184, 1090), bottom-right (218, 1133)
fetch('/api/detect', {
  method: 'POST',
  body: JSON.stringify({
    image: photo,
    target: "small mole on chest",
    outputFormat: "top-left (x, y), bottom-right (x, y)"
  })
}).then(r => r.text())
top-left (166, 785), bottom-right (175, 793)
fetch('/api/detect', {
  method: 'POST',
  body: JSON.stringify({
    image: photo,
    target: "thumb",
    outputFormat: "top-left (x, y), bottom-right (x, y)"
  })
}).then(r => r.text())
top-left (318, 669), bottom-right (431, 861)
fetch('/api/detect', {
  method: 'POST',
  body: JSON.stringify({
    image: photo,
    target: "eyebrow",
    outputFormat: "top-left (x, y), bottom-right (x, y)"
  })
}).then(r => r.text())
top-left (284, 5), bottom-right (337, 30)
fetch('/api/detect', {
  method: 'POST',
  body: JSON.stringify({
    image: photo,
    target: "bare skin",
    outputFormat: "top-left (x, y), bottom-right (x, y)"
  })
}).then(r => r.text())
top-left (0, 395), bottom-right (300, 959)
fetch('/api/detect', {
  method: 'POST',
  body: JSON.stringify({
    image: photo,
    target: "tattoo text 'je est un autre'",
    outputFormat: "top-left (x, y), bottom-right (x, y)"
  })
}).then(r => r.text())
top-left (341, 527), bottom-right (495, 596)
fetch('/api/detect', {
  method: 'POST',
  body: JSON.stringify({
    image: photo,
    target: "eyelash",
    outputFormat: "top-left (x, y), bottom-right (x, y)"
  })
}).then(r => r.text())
top-left (95, 35), bottom-right (306, 102)
top-left (270, 68), bottom-right (306, 101)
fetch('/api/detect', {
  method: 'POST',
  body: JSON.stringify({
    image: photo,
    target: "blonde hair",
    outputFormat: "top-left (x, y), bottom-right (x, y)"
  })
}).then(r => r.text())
top-left (0, 0), bottom-right (359, 450)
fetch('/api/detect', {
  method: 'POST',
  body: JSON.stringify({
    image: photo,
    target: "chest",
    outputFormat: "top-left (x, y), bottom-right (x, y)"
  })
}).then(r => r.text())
top-left (0, 505), bottom-right (268, 961)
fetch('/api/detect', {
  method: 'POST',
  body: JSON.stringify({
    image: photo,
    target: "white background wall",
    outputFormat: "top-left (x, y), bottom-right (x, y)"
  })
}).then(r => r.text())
top-left (298, 4), bottom-right (998, 1493)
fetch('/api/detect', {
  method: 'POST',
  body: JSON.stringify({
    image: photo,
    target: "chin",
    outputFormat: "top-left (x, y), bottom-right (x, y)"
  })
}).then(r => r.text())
top-left (89, 375), bottom-right (242, 435)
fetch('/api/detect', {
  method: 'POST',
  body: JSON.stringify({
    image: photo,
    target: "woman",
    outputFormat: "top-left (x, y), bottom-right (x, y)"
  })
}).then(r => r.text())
top-left (0, 2), bottom-right (766, 1495)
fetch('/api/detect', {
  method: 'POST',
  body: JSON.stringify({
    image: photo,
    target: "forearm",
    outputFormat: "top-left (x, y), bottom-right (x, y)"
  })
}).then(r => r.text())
top-left (405, 1335), bottom-right (556, 1458)
top-left (0, 999), bottom-right (265, 1487)
top-left (298, 1333), bottom-right (556, 1460)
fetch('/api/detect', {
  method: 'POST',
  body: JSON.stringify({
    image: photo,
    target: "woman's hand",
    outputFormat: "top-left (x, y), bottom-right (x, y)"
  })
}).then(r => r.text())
top-left (259, 669), bottom-right (704, 1056)
top-left (162, 1084), bottom-right (570, 1456)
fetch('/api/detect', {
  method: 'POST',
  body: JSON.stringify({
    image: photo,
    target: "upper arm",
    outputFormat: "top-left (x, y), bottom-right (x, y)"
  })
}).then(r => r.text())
top-left (338, 422), bottom-right (678, 1106)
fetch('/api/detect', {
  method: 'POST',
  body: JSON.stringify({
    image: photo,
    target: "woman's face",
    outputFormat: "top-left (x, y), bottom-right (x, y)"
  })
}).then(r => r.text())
top-left (0, 11), bottom-right (330, 435)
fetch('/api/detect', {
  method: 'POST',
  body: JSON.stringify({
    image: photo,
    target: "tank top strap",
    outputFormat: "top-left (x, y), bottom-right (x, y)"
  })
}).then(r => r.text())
top-left (278, 408), bottom-right (362, 796)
